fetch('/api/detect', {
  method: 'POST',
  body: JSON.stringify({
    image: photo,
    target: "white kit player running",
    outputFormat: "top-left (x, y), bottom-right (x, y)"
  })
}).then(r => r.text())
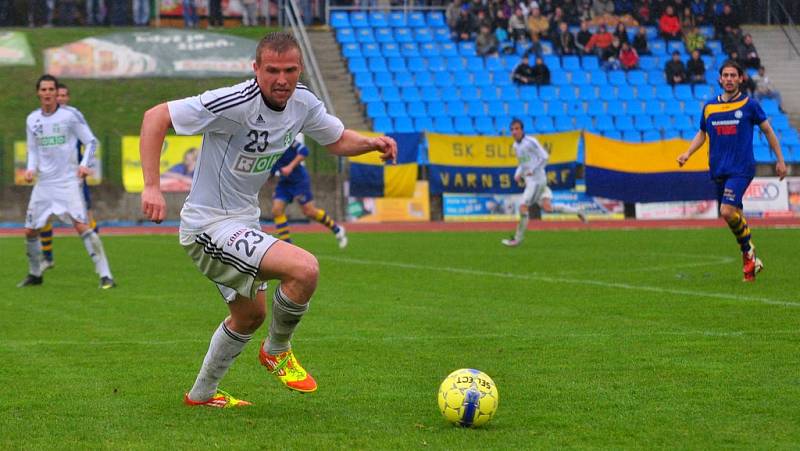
top-left (18, 74), bottom-right (115, 289)
top-left (139, 32), bottom-right (397, 408)
top-left (502, 118), bottom-right (586, 247)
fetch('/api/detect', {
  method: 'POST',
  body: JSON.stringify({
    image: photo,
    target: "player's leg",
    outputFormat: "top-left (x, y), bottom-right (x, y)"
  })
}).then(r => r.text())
top-left (272, 184), bottom-right (293, 243)
top-left (718, 177), bottom-right (761, 281)
top-left (186, 289), bottom-right (267, 407)
top-left (540, 189), bottom-right (588, 222)
top-left (74, 220), bottom-right (115, 288)
top-left (503, 179), bottom-right (536, 246)
top-left (83, 180), bottom-right (99, 234)
top-left (19, 227), bottom-right (44, 287)
top-left (301, 199), bottom-right (347, 249)
top-left (39, 221), bottom-right (55, 269)
top-left (256, 241), bottom-right (319, 392)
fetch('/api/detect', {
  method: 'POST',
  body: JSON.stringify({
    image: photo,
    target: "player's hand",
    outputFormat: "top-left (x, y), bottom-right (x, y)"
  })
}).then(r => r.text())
top-left (776, 161), bottom-right (787, 180)
top-left (372, 136), bottom-right (397, 163)
top-left (23, 170), bottom-right (36, 183)
top-left (280, 167), bottom-right (292, 177)
top-left (141, 185), bottom-right (167, 224)
top-left (677, 151), bottom-right (690, 167)
top-left (77, 166), bottom-right (93, 179)
top-left (514, 175), bottom-right (523, 185)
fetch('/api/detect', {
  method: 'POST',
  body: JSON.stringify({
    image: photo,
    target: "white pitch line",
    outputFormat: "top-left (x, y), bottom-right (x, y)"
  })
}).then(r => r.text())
top-left (317, 255), bottom-right (800, 308)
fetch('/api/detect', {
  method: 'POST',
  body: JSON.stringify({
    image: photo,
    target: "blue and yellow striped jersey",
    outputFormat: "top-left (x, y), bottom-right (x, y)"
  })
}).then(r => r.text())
top-left (699, 92), bottom-right (766, 178)
top-left (272, 140), bottom-right (310, 184)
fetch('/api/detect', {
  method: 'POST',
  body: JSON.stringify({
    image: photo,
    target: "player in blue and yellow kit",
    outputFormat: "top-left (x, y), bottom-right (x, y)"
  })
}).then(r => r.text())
top-left (678, 60), bottom-right (787, 281)
top-left (38, 83), bottom-right (100, 270)
top-left (272, 136), bottom-right (347, 248)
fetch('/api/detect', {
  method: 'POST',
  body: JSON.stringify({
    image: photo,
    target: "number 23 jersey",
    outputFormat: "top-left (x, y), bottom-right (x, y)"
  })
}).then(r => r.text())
top-left (168, 79), bottom-right (344, 233)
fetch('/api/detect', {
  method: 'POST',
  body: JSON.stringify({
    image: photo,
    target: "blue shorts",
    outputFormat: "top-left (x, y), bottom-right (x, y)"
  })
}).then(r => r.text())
top-left (714, 176), bottom-right (752, 210)
top-left (273, 178), bottom-right (313, 205)
top-left (82, 179), bottom-right (92, 209)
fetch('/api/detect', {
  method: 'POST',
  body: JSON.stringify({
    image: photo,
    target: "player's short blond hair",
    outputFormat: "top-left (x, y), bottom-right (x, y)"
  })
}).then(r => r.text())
top-left (255, 32), bottom-right (302, 66)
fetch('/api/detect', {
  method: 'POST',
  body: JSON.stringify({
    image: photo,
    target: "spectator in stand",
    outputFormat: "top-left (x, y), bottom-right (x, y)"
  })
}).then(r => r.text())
top-left (475, 9), bottom-right (493, 31)
top-left (183, 0), bottom-right (198, 28)
top-left (548, 7), bottom-right (566, 38)
top-left (554, 21), bottom-right (577, 56)
top-left (509, 7), bottom-right (530, 43)
top-left (528, 32), bottom-right (544, 58)
top-left (659, 5), bottom-right (682, 41)
top-left (721, 26), bottom-right (741, 56)
top-left (728, 50), bottom-right (745, 69)
top-left (476, 24), bottom-right (500, 56)
top-left (680, 6), bottom-right (696, 30)
top-left (585, 24), bottom-right (613, 59)
top-left (562, 0), bottom-right (579, 22)
top-left (650, 0), bottom-right (668, 21)
top-left (615, 0), bottom-right (635, 16)
top-left (752, 66), bottom-right (783, 109)
top-left (208, 0), bottom-right (223, 27)
top-left (684, 25), bottom-right (710, 55)
top-left (633, 26), bottom-right (651, 55)
top-left (665, 51), bottom-right (688, 85)
top-left (739, 33), bottom-right (761, 69)
top-left (614, 23), bottom-right (630, 45)
top-left (538, 0), bottom-right (555, 17)
top-left (601, 37), bottom-right (623, 70)
top-left (527, 7), bottom-right (549, 40)
top-left (689, 0), bottom-right (708, 24)
top-left (634, 0), bottom-right (650, 25)
top-left (512, 54), bottom-right (537, 85)
top-left (591, 0), bottom-right (615, 22)
top-left (714, 3), bottom-right (739, 39)
top-left (619, 41), bottom-right (640, 70)
top-left (133, 0), bottom-right (150, 26)
top-left (453, 7), bottom-right (476, 41)
top-left (493, 6), bottom-right (509, 31)
top-left (741, 70), bottom-right (756, 96)
top-left (687, 49), bottom-right (706, 83)
top-left (242, 0), bottom-right (258, 26)
top-left (494, 19), bottom-right (516, 54)
top-left (575, 20), bottom-right (593, 55)
top-left (531, 56), bottom-right (551, 85)
top-left (60, 0), bottom-right (80, 25)
top-left (108, 0), bottom-right (129, 25)
top-left (446, 0), bottom-right (462, 29)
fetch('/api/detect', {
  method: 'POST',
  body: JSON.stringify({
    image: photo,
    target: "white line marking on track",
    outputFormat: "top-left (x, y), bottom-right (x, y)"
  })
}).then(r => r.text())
top-left (317, 255), bottom-right (800, 308)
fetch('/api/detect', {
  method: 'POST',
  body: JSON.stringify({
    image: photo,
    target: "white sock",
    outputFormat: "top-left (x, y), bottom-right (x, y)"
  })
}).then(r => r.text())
top-left (264, 285), bottom-right (309, 355)
top-left (551, 204), bottom-right (579, 214)
top-left (188, 321), bottom-right (252, 402)
top-left (80, 230), bottom-right (112, 278)
top-left (514, 213), bottom-right (529, 241)
top-left (26, 237), bottom-right (43, 277)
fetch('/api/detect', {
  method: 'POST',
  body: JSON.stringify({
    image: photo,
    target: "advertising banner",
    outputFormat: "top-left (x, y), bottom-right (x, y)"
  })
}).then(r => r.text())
top-left (426, 131), bottom-right (580, 195)
top-left (348, 132), bottom-right (419, 198)
top-left (635, 200), bottom-right (719, 219)
top-left (122, 135), bottom-right (201, 193)
top-left (159, 0), bottom-right (244, 17)
top-left (44, 30), bottom-right (256, 79)
top-left (788, 177), bottom-right (800, 216)
top-left (347, 181), bottom-right (430, 223)
top-left (14, 141), bottom-right (103, 185)
top-left (742, 177), bottom-right (791, 217)
top-left (0, 31), bottom-right (35, 66)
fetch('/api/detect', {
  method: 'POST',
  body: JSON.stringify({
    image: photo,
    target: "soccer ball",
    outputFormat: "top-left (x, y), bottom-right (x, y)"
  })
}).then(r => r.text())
top-left (437, 368), bottom-right (499, 428)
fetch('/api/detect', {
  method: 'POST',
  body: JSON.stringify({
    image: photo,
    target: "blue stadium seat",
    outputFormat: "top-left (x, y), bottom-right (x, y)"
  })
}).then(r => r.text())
top-left (350, 12), bottom-right (369, 28)
top-left (642, 130), bottom-right (662, 142)
top-left (440, 43), bottom-right (459, 57)
top-left (627, 70), bottom-right (647, 86)
top-left (570, 70), bottom-right (590, 86)
top-left (446, 56), bottom-right (466, 71)
top-left (652, 113), bottom-right (671, 130)
top-left (420, 43), bottom-right (440, 57)
top-left (465, 56), bottom-right (485, 72)
top-left (761, 99), bottom-right (780, 114)
top-left (539, 86), bottom-right (557, 101)
top-left (578, 85), bottom-right (598, 101)
top-left (388, 57), bottom-right (407, 72)
top-left (588, 70), bottom-right (608, 86)
top-left (353, 72), bottom-right (373, 88)
top-left (528, 100), bottom-right (546, 115)
top-left (482, 87), bottom-right (500, 101)
top-left (414, 71), bottom-right (434, 87)
top-left (615, 116), bottom-right (635, 131)
top-left (674, 85), bottom-right (694, 101)
top-left (400, 43), bottom-right (419, 57)
top-left (582, 56), bottom-right (600, 70)
top-left (348, 57), bottom-right (367, 73)
top-left (519, 116), bottom-right (534, 131)
top-left (460, 86), bottom-right (480, 101)
top-left (560, 86), bottom-right (578, 101)
top-left (555, 115), bottom-right (574, 131)
top-left (427, 101), bottom-right (447, 117)
top-left (600, 88), bottom-right (618, 101)
top-left (485, 56), bottom-right (504, 72)
top-left (474, 117), bottom-right (496, 135)
top-left (667, 41), bottom-right (684, 54)
top-left (608, 71), bottom-right (627, 86)
top-left (359, 86), bottom-right (380, 103)
top-left (407, 101), bottom-right (427, 118)
top-left (637, 85), bottom-right (656, 101)
top-left (446, 100), bottom-right (467, 117)
top-left (472, 72), bottom-right (492, 87)
top-left (373, 117), bottom-right (393, 133)
top-left (574, 114), bottom-right (593, 130)
top-left (408, 11), bottom-right (426, 27)
top-left (336, 28), bottom-right (356, 44)
top-left (466, 100), bottom-right (485, 118)
top-left (551, 70), bottom-right (570, 86)
top-left (459, 42), bottom-right (477, 55)
top-left (543, 55), bottom-right (561, 70)
top-left (394, 28), bottom-right (413, 43)
top-left (771, 114), bottom-right (791, 131)
top-left (366, 101), bottom-right (387, 118)
top-left (633, 114), bottom-right (653, 131)
top-left (381, 86), bottom-right (400, 101)
top-left (604, 130), bottom-right (623, 140)
top-left (781, 129), bottom-right (800, 146)
top-left (427, 11), bottom-right (446, 27)
top-left (486, 100), bottom-right (505, 115)
top-left (386, 101), bottom-right (407, 118)
top-left (394, 117), bottom-right (414, 133)
top-left (623, 130), bottom-right (642, 142)
top-left (380, 43), bottom-right (400, 57)
top-left (368, 57), bottom-right (387, 72)
top-left (495, 115), bottom-right (513, 134)
top-left (414, 116), bottom-right (434, 132)
top-left (453, 72), bottom-right (473, 87)
top-left (673, 115), bottom-right (695, 131)
top-left (388, 12), bottom-right (406, 28)
top-left (433, 116), bottom-right (454, 133)
top-left (639, 56), bottom-right (658, 71)
top-left (650, 40), bottom-right (666, 56)
top-left (534, 116), bottom-right (556, 133)
top-left (330, 12), bottom-right (349, 28)
top-left (506, 100), bottom-right (527, 115)
top-left (454, 116), bottom-right (476, 134)
top-left (680, 130), bottom-right (696, 140)
top-left (562, 56), bottom-right (581, 71)
top-left (421, 86), bottom-right (442, 102)
top-left (707, 40), bottom-right (722, 54)
top-left (342, 43), bottom-right (361, 58)
top-left (694, 84), bottom-right (715, 101)
top-left (502, 85), bottom-right (521, 100)
top-left (754, 145), bottom-right (774, 163)
top-left (595, 115), bottom-right (615, 132)
top-left (617, 85), bottom-right (636, 101)
top-left (434, 71), bottom-right (452, 88)
top-left (663, 100), bottom-right (683, 115)
top-left (586, 100), bottom-right (604, 116)
top-left (407, 56), bottom-right (427, 73)
top-left (374, 71), bottom-right (393, 88)
top-left (606, 100), bottom-right (625, 116)
top-left (374, 28), bottom-right (393, 44)
top-left (492, 70), bottom-right (512, 86)
top-left (656, 85), bottom-right (674, 100)
top-left (368, 12), bottom-right (388, 28)
top-left (548, 100), bottom-right (568, 116)
top-left (433, 27), bottom-right (451, 43)
top-left (415, 28), bottom-right (434, 43)
top-left (401, 86), bottom-right (421, 102)
top-left (567, 101), bottom-right (585, 115)
top-left (626, 100), bottom-right (644, 115)
top-left (427, 57), bottom-right (446, 72)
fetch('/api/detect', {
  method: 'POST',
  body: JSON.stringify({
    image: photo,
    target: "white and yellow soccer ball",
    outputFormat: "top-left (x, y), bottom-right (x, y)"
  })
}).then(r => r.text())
top-left (437, 368), bottom-right (499, 428)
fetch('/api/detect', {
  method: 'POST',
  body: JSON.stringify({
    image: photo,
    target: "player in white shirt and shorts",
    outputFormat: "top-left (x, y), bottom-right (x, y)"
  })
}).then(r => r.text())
top-left (502, 118), bottom-right (587, 247)
top-left (139, 32), bottom-right (397, 408)
top-left (18, 74), bottom-right (115, 289)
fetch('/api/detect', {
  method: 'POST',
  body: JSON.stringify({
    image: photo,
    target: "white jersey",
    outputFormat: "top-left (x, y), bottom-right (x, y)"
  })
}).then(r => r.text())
top-left (513, 135), bottom-right (549, 184)
top-left (168, 79), bottom-right (344, 236)
top-left (26, 105), bottom-right (97, 187)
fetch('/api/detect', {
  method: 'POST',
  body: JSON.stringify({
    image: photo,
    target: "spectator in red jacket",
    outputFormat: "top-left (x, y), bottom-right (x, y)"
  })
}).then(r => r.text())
top-left (585, 24), bottom-right (613, 59)
top-left (659, 5), bottom-right (682, 41)
top-left (619, 42), bottom-right (640, 70)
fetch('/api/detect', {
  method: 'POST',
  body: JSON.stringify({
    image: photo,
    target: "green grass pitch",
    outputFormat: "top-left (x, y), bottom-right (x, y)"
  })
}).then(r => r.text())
top-left (1, 227), bottom-right (799, 449)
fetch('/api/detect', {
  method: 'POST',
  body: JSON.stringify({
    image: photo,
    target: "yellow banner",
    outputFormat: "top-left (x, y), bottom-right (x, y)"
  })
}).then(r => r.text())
top-left (584, 132), bottom-right (710, 173)
top-left (427, 131), bottom-right (581, 167)
top-left (347, 131), bottom-right (387, 165)
top-left (348, 181), bottom-right (430, 223)
top-left (14, 141), bottom-right (103, 185)
top-left (122, 135), bottom-right (202, 193)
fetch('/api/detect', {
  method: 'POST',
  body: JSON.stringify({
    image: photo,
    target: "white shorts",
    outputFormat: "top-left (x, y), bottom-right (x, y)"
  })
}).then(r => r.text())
top-left (521, 177), bottom-right (552, 207)
top-left (181, 220), bottom-right (279, 303)
top-left (25, 183), bottom-right (88, 229)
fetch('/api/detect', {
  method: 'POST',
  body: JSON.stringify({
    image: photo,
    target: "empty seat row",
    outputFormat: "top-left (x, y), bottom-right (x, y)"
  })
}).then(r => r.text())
top-left (336, 27), bottom-right (451, 45)
top-left (330, 11), bottom-right (445, 29)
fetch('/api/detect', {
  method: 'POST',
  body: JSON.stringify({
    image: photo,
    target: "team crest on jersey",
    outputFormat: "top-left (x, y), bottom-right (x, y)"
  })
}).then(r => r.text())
top-left (283, 131), bottom-right (294, 146)
top-left (734, 110), bottom-right (743, 119)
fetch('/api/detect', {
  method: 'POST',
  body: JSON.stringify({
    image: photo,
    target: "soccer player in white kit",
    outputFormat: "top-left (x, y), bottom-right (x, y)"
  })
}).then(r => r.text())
top-left (18, 74), bottom-right (115, 289)
top-left (502, 118), bottom-right (586, 247)
top-left (139, 32), bottom-right (397, 408)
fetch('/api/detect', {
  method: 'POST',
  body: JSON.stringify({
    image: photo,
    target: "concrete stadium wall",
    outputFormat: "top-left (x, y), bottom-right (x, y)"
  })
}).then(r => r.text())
top-left (0, 174), bottom-right (342, 224)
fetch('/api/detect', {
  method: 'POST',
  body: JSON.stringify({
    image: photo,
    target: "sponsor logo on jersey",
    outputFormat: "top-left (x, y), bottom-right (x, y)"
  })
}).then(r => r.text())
top-left (227, 228), bottom-right (248, 246)
top-left (256, 114), bottom-right (265, 124)
top-left (37, 135), bottom-right (67, 146)
top-left (233, 152), bottom-right (283, 174)
top-left (711, 119), bottom-right (739, 136)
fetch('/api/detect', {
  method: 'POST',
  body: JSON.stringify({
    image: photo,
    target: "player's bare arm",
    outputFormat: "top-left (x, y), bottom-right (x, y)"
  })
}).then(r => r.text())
top-left (139, 102), bottom-right (173, 223)
top-left (677, 130), bottom-right (706, 166)
top-left (77, 165), bottom-right (92, 179)
top-left (327, 129), bottom-right (397, 163)
top-left (758, 120), bottom-right (787, 180)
